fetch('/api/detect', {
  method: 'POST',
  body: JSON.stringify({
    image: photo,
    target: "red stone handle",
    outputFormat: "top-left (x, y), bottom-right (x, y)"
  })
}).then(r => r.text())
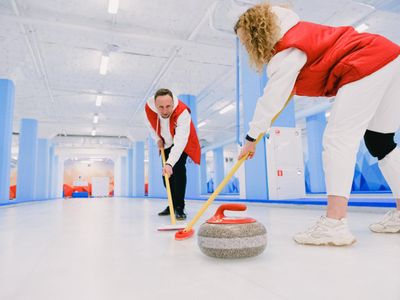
top-left (212, 204), bottom-right (247, 221)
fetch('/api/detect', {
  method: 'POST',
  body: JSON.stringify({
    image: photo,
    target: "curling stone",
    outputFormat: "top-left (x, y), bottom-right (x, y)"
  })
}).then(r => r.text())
top-left (197, 204), bottom-right (267, 259)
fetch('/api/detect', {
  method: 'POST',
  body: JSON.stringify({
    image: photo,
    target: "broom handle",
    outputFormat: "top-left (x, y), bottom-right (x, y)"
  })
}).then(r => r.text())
top-left (183, 133), bottom-right (263, 231)
top-left (183, 95), bottom-right (293, 232)
top-left (161, 148), bottom-right (176, 225)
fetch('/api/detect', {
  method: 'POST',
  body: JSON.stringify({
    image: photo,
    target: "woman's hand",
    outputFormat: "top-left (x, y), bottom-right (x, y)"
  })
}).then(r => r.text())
top-left (238, 141), bottom-right (256, 160)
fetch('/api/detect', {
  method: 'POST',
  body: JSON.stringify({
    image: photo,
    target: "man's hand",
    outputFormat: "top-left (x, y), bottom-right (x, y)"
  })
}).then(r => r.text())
top-left (238, 141), bottom-right (256, 160)
top-left (163, 164), bottom-right (173, 177)
top-left (157, 139), bottom-right (164, 149)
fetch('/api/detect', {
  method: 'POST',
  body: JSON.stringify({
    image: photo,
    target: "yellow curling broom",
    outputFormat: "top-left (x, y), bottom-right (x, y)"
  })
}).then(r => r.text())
top-left (175, 96), bottom-right (292, 240)
top-left (157, 147), bottom-right (187, 231)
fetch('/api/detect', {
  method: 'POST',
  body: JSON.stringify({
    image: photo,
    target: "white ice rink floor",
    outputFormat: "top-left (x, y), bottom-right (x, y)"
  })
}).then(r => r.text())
top-left (0, 197), bottom-right (399, 300)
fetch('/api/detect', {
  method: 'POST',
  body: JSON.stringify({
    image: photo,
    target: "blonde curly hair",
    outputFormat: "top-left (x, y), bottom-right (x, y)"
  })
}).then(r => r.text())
top-left (234, 3), bottom-right (280, 72)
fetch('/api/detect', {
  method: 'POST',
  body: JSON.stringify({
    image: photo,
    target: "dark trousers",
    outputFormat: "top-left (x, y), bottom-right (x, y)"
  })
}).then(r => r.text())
top-left (162, 147), bottom-right (188, 210)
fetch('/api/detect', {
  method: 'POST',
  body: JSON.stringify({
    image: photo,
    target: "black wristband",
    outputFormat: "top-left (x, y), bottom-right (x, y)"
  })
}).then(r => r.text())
top-left (165, 163), bottom-right (173, 168)
top-left (245, 134), bottom-right (256, 142)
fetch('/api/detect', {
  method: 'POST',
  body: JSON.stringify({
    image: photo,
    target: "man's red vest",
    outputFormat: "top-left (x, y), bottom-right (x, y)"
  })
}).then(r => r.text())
top-left (145, 100), bottom-right (201, 165)
top-left (274, 21), bottom-right (400, 97)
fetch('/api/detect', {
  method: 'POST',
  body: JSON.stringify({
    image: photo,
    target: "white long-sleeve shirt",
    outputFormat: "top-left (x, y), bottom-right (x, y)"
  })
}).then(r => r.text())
top-left (145, 95), bottom-right (191, 167)
top-left (247, 6), bottom-right (308, 139)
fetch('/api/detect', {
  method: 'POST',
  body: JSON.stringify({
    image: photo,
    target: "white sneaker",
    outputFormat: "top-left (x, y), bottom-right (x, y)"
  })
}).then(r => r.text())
top-left (369, 210), bottom-right (400, 233)
top-left (293, 216), bottom-right (356, 246)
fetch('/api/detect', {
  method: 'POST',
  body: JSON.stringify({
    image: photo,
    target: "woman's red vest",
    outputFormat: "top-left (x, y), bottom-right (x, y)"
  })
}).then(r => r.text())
top-left (275, 21), bottom-right (400, 97)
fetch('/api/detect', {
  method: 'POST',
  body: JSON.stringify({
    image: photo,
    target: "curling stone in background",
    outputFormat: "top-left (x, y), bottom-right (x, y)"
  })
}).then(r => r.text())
top-left (197, 204), bottom-right (267, 259)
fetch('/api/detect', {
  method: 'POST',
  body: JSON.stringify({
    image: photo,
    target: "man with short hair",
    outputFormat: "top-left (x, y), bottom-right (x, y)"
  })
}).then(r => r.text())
top-left (145, 88), bottom-right (201, 220)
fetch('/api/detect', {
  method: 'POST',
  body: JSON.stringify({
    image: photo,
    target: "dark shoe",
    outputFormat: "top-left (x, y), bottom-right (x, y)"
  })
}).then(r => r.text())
top-left (158, 207), bottom-right (170, 216)
top-left (175, 209), bottom-right (187, 221)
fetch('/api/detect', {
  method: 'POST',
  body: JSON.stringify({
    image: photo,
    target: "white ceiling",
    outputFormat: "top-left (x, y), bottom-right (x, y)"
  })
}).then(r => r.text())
top-left (1, 0), bottom-right (399, 151)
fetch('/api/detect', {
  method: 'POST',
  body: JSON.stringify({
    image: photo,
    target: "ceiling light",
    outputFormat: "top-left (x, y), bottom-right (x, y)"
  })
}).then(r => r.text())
top-left (219, 104), bottom-right (235, 114)
top-left (355, 23), bottom-right (369, 33)
top-left (213, 99), bottom-right (231, 111)
top-left (99, 55), bottom-right (110, 75)
top-left (90, 158), bottom-right (104, 161)
top-left (91, 129), bottom-right (96, 136)
top-left (96, 95), bottom-right (103, 107)
top-left (93, 114), bottom-right (99, 124)
top-left (108, 0), bottom-right (119, 14)
top-left (198, 121), bottom-right (207, 128)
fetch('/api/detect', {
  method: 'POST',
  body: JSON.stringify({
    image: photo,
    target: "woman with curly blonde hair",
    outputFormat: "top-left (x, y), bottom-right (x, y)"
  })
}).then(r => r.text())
top-left (234, 3), bottom-right (280, 71)
top-left (235, 3), bottom-right (400, 246)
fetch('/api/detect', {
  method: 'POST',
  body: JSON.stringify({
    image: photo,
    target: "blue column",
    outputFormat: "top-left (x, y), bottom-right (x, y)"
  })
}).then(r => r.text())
top-left (213, 147), bottom-right (227, 194)
top-left (36, 139), bottom-right (50, 200)
top-left (179, 94), bottom-right (198, 125)
top-left (200, 153), bottom-right (208, 194)
top-left (16, 119), bottom-right (38, 201)
top-left (273, 99), bottom-right (296, 127)
top-left (306, 112), bottom-right (326, 193)
top-left (127, 148), bottom-right (133, 196)
top-left (240, 46), bottom-right (269, 200)
top-left (120, 156), bottom-right (127, 197)
top-left (178, 94), bottom-right (200, 198)
top-left (131, 141), bottom-right (145, 197)
top-left (0, 80), bottom-right (15, 203)
top-left (240, 45), bottom-right (296, 200)
top-left (148, 137), bottom-right (164, 197)
top-left (48, 145), bottom-right (54, 198)
top-left (48, 145), bottom-right (58, 199)
top-left (53, 156), bottom-right (59, 198)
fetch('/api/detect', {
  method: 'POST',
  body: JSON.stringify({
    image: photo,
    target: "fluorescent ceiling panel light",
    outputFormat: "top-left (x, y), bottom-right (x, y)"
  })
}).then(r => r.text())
top-left (90, 158), bottom-right (104, 161)
top-left (93, 114), bottom-right (99, 124)
top-left (355, 23), bottom-right (369, 33)
top-left (91, 129), bottom-right (96, 136)
top-left (213, 100), bottom-right (231, 111)
top-left (198, 121), bottom-right (207, 128)
top-left (95, 95), bottom-right (103, 107)
top-left (108, 0), bottom-right (119, 14)
top-left (219, 104), bottom-right (235, 114)
top-left (99, 55), bottom-right (110, 75)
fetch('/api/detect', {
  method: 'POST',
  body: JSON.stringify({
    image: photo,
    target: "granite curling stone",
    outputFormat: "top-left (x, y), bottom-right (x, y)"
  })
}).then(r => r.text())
top-left (197, 204), bottom-right (267, 259)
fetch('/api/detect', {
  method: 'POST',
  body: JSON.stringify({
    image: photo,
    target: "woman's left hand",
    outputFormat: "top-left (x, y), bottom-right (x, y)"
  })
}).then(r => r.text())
top-left (238, 141), bottom-right (256, 160)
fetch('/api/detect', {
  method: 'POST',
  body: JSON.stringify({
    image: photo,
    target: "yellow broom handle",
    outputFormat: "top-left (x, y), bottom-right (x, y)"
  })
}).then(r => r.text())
top-left (183, 95), bottom-right (293, 232)
top-left (183, 133), bottom-right (264, 231)
top-left (161, 148), bottom-right (176, 225)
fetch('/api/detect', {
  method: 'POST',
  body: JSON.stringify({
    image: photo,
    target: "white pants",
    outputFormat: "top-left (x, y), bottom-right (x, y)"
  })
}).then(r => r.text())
top-left (323, 56), bottom-right (400, 199)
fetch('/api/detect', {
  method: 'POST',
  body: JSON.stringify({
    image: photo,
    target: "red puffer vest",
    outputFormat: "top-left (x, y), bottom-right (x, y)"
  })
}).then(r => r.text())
top-left (274, 21), bottom-right (400, 97)
top-left (145, 100), bottom-right (201, 165)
